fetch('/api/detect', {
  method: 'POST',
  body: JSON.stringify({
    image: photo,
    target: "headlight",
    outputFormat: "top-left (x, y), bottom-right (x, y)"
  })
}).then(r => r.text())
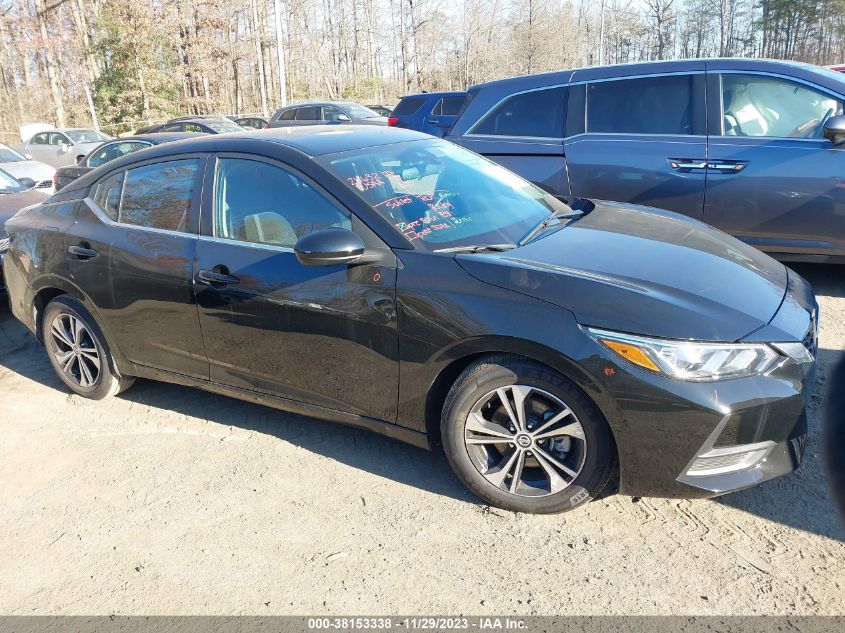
top-left (587, 327), bottom-right (783, 381)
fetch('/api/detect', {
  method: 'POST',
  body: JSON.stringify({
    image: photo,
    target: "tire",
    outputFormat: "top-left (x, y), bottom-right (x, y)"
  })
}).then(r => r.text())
top-left (441, 354), bottom-right (615, 514)
top-left (42, 296), bottom-right (134, 400)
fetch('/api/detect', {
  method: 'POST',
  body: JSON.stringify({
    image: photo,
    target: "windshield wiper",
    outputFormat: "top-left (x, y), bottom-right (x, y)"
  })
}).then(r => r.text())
top-left (518, 209), bottom-right (584, 246)
top-left (433, 243), bottom-right (516, 254)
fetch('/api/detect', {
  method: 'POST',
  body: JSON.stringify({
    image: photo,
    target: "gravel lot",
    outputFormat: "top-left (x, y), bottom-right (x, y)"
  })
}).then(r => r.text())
top-left (0, 263), bottom-right (843, 616)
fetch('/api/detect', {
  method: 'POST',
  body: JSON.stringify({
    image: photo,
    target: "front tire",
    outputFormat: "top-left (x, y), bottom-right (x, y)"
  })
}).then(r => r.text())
top-left (441, 355), bottom-right (615, 514)
top-left (42, 296), bottom-right (134, 400)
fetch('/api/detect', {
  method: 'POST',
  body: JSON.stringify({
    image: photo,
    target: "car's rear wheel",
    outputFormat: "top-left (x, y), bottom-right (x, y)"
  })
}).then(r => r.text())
top-left (441, 355), bottom-right (615, 514)
top-left (42, 296), bottom-right (134, 400)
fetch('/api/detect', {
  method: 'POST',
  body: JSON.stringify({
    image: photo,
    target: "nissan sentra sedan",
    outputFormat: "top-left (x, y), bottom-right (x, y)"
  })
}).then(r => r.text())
top-left (1, 127), bottom-right (816, 514)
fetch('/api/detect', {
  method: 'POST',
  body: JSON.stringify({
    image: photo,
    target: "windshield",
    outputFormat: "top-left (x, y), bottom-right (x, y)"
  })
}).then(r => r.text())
top-left (206, 120), bottom-right (246, 133)
top-left (0, 168), bottom-right (26, 193)
top-left (321, 139), bottom-right (569, 250)
top-left (343, 103), bottom-right (382, 119)
top-left (0, 144), bottom-right (25, 162)
top-left (67, 129), bottom-right (110, 143)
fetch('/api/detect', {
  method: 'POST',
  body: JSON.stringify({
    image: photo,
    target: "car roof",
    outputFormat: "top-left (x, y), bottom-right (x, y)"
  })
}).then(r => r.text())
top-left (469, 57), bottom-right (831, 91)
top-left (178, 125), bottom-right (429, 156)
top-left (400, 91), bottom-right (466, 99)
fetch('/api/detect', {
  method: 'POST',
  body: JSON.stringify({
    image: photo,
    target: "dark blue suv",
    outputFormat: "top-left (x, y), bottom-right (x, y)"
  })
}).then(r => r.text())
top-left (447, 59), bottom-right (845, 262)
top-left (388, 92), bottom-right (467, 137)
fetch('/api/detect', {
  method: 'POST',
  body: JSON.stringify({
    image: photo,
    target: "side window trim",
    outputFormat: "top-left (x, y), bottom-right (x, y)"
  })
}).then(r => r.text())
top-left (714, 70), bottom-right (845, 141)
top-left (85, 153), bottom-right (207, 237)
top-left (465, 84), bottom-right (568, 140)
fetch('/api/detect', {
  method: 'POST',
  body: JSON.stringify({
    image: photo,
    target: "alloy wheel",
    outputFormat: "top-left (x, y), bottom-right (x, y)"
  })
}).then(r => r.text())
top-left (464, 385), bottom-right (587, 497)
top-left (49, 313), bottom-right (101, 388)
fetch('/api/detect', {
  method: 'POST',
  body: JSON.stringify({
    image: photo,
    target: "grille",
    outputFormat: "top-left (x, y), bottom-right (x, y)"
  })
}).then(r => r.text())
top-left (0, 236), bottom-right (10, 253)
top-left (35, 179), bottom-right (52, 189)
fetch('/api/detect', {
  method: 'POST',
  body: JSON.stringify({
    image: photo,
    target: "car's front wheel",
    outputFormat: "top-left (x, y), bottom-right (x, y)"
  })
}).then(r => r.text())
top-left (42, 296), bottom-right (134, 400)
top-left (441, 355), bottom-right (615, 514)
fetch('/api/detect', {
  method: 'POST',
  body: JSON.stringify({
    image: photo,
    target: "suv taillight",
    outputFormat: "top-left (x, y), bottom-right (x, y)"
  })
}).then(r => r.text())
top-left (387, 117), bottom-right (398, 126)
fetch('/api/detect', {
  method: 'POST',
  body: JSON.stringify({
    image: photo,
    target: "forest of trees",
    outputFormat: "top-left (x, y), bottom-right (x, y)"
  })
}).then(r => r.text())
top-left (0, 0), bottom-right (844, 138)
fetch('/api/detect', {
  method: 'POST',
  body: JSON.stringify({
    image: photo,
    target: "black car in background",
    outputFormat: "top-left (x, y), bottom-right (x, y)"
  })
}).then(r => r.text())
top-left (234, 117), bottom-right (268, 129)
top-left (367, 105), bottom-right (394, 117)
top-left (447, 58), bottom-right (845, 262)
top-left (136, 116), bottom-right (246, 135)
top-left (2, 127), bottom-right (815, 514)
top-left (54, 132), bottom-right (202, 191)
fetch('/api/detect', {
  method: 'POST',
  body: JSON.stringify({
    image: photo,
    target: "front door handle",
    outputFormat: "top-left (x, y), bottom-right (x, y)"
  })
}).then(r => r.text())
top-left (67, 244), bottom-right (98, 259)
top-left (198, 268), bottom-right (240, 286)
top-left (707, 161), bottom-right (748, 173)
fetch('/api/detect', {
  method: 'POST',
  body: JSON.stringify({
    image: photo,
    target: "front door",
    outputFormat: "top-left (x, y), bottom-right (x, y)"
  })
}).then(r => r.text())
top-left (193, 155), bottom-right (399, 421)
top-left (564, 69), bottom-right (708, 220)
top-left (703, 72), bottom-right (845, 257)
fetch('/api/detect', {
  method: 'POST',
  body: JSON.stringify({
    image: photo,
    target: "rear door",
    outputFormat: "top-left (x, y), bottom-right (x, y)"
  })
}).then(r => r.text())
top-left (193, 154), bottom-right (399, 420)
top-left (424, 96), bottom-right (466, 137)
top-left (703, 69), bottom-right (845, 257)
top-left (452, 86), bottom-right (569, 195)
top-left (72, 155), bottom-right (208, 378)
top-left (563, 66), bottom-right (708, 220)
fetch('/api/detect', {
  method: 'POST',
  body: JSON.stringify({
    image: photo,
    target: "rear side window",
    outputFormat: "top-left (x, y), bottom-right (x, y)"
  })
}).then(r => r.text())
top-left (434, 96), bottom-right (466, 116)
top-left (471, 87), bottom-right (567, 138)
top-left (92, 171), bottom-right (125, 221)
top-left (587, 74), bottom-right (695, 135)
top-left (393, 96), bottom-right (427, 116)
top-left (296, 106), bottom-right (320, 121)
top-left (119, 159), bottom-right (199, 232)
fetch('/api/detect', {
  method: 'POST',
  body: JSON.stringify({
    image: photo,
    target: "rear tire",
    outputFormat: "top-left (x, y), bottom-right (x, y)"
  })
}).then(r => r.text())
top-left (42, 296), bottom-right (134, 400)
top-left (441, 355), bottom-right (615, 514)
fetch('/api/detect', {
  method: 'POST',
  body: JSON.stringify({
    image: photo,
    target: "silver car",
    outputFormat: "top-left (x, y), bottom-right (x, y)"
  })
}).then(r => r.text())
top-left (0, 143), bottom-right (56, 193)
top-left (16, 128), bottom-right (112, 168)
top-left (267, 101), bottom-right (387, 128)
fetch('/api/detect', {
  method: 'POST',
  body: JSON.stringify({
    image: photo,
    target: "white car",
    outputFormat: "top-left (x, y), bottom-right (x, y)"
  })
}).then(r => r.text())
top-left (16, 128), bottom-right (112, 168)
top-left (0, 143), bottom-right (56, 194)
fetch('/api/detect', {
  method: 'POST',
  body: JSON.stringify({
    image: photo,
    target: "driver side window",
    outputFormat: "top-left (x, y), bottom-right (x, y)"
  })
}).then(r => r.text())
top-left (720, 74), bottom-right (844, 138)
top-left (213, 158), bottom-right (351, 248)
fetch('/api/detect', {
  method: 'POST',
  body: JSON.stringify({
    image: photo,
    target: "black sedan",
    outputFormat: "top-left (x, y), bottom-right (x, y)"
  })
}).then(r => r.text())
top-left (54, 132), bottom-right (202, 191)
top-left (1, 127), bottom-right (816, 513)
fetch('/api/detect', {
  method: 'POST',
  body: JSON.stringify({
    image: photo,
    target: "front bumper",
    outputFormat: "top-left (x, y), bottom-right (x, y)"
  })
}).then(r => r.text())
top-left (587, 269), bottom-right (816, 499)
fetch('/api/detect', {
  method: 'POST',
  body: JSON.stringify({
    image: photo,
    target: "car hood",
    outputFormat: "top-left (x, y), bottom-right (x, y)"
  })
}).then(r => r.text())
top-left (0, 160), bottom-right (55, 183)
top-left (0, 189), bottom-right (49, 231)
top-left (457, 201), bottom-right (788, 342)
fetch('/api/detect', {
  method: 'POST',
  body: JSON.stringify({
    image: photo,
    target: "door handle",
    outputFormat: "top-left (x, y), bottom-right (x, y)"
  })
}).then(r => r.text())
top-left (198, 268), bottom-right (240, 286)
top-left (669, 159), bottom-right (707, 171)
top-left (707, 162), bottom-right (748, 173)
top-left (67, 244), bottom-right (98, 259)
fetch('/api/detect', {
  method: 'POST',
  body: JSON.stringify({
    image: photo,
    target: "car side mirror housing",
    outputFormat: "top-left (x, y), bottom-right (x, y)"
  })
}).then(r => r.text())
top-left (17, 177), bottom-right (36, 189)
top-left (336, 114), bottom-right (351, 122)
top-left (77, 154), bottom-right (86, 165)
top-left (823, 114), bottom-right (845, 145)
top-left (294, 228), bottom-right (365, 266)
top-left (59, 142), bottom-right (69, 153)
top-left (24, 153), bottom-right (32, 160)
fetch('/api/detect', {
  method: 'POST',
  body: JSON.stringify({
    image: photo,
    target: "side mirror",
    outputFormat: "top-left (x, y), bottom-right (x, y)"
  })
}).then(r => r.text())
top-left (77, 154), bottom-right (86, 165)
top-left (24, 153), bottom-right (32, 160)
top-left (823, 114), bottom-right (845, 145)
top-left (294, 228), bottom-right (365, 266)
top-left (59, 142), bottom-right (69, 153)
top-left (17, 177), bottom-right (36, 189)
top-left (336, 113), bottom-right (351, 122)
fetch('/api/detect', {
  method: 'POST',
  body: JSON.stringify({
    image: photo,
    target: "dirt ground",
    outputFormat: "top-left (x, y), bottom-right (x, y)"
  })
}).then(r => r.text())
top-left (0, 263), bottom-right (843, 616)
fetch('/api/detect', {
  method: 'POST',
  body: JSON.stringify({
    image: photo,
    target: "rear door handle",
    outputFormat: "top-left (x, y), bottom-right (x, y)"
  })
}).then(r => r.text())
top-left (198, 269), bottom-right (240, 286)
top-left (67, 244), bottom-right (98, 259)
top-left (707, 161), bottom-right (748, 173)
